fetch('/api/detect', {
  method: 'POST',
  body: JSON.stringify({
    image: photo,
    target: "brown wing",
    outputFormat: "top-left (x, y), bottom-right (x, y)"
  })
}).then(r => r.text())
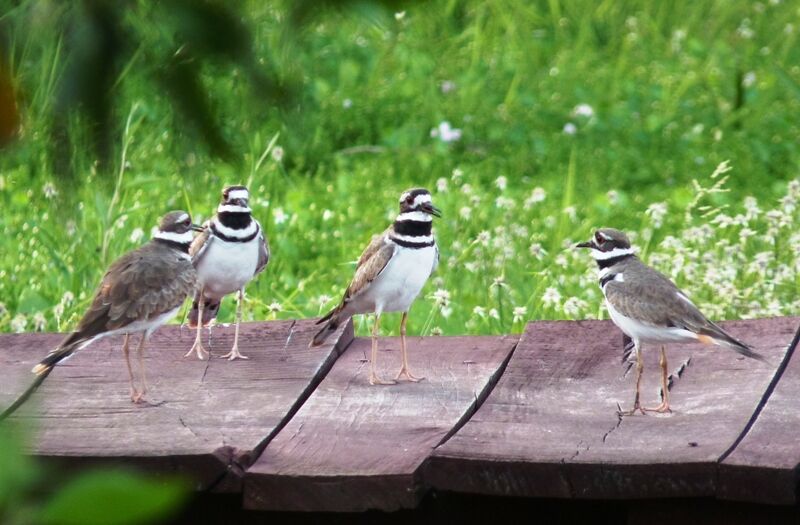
top-left (343, 240), bottom-right (395, 302)
top-left (604, 263), bottom-right (709, 331)
top-left (255, 221), bottom-right (270, 275)
top-left (189, 222), bottom-right (213, 265)
top-left (356, 228), bottom-right (390, 267)
top-left (74, 242), bottom-right (197, 337)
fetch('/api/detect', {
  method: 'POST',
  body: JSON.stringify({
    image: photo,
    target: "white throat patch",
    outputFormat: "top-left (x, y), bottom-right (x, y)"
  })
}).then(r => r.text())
top-left (395, 210), bottom-right (433, 222)
top-left (591, 246), bottom-right (635, 261)
top-left (154, 229), bottom-right (193, 244)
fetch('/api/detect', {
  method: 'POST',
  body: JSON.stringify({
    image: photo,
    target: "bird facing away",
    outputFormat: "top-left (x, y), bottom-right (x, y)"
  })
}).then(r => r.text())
top-left (0, 211), bottom-right (200, 417)
top-left (186, 185), bottom-right (269, 361)
top-left (311, 188), bottom-right (441, 385)
top-left (576, 228), bottom-right (764, 415)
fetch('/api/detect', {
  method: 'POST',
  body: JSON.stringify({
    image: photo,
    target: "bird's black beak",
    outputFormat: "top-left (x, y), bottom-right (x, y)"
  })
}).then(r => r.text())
top-left (421, 202), bottom-right (442, 217)
top-left (575, 240), bottom-right (594, 249)
top-left (192, 224), bottom-right (204, 232)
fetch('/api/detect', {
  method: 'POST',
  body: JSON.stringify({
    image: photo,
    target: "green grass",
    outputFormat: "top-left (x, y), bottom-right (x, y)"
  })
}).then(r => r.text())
top-left (1, 0), bottom-right (799, 338)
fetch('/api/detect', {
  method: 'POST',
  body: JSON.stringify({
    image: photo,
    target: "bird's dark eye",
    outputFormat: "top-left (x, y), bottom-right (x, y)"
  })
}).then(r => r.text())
top-left (595, 232), bottom-right (604, 244)
top-left (406, 195), bottom-right (414, 204)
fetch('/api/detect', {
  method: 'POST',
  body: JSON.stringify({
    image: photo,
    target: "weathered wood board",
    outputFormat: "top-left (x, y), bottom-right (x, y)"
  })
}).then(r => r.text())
top-left (425, 318), bottom-right (797, 501)
top-left (719, 322), bottom-right (800, 505)
top-left (244, 334), bottom-right (519, 512)
top-left (0, 318), bottom-right (353, 492)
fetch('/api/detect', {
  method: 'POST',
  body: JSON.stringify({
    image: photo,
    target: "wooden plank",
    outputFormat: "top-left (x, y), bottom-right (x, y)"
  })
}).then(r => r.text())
top-left (426, 318), bottom-right (797, 500)
top-left (243, 334), bottom-right (518, 512)
top-left (0, 318), bottom-right (353, 492)
top-left (719, 321), bottom-right (800, 504)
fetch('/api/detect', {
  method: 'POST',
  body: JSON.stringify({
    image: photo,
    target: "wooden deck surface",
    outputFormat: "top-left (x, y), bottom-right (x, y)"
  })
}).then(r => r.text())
top-left (0, 318), bottom-right (352, 492)
top-left (1, 316), bottom-right (799, 511)
top-left (425, 318), bottom-right (800, 502)
top-left (244, 334), bottom-right (518, 512)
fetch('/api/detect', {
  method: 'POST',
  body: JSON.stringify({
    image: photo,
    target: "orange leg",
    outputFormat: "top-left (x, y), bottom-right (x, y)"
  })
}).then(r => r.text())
top-left (369, 314), bottom-right (395, 386)
top-left (644, 346), bottom-right (672, 413)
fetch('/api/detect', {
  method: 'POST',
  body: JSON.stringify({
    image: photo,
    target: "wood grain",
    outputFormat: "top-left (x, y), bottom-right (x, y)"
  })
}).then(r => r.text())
top-left (426, 318), bottom-right (797, 501)
top-left (0, 318), bottom-right (353, 492)
top-left (719, 321), bottom-right (800, 504)
top-left (244, 334), bottom-right (518, 512)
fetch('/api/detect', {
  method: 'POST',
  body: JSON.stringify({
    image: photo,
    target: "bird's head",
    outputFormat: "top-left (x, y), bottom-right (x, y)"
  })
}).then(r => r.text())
top-left (221, 185), bottom-right (251, 210)
top-left (575, 228), bottom-right (634, 260)
top-left (398, 188), bottom-right (441, 217)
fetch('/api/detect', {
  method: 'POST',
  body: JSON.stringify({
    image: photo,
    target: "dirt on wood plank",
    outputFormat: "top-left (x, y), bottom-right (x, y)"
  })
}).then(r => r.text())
top-left (425, 318), bottom-right (797, 501)
top-left (243, 334), bottom-right (518, 512)
top-left (0, 318), bottom-right (353, 492)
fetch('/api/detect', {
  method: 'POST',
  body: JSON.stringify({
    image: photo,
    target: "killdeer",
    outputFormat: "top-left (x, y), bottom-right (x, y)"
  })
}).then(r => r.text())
top-left (311, 188), bottom-right (441, 385)
top-left (0, 211), bottom-right (200, 417)
top-left (576, 228), bottom-right (764, 415)
top-left (186, 185), bottom-right (269, 361)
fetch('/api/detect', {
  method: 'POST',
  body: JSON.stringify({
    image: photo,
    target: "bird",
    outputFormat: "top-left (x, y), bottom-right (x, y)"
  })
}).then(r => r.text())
top-left (576, 227), bottom-right (764, 415)
top-left (0, 211), bottom-right (200, 418)
top-left (310, 188), bottom-right (441, 385)
top-left (186, 185), bottom-right (269, 361)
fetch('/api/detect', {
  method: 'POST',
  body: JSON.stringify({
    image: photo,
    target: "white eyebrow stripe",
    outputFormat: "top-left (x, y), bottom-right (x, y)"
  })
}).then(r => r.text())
top-left (177, 213), bottom-right (189, 223)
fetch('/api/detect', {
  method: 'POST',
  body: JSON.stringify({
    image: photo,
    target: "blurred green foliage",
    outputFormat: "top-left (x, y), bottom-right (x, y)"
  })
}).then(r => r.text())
top-left (0, 424), bottom-right (189, 525)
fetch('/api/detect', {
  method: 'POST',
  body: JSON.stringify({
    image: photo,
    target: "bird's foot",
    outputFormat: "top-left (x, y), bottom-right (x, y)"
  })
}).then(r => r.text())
top-left (184, 340), bottom-right (209, 360)
top-left (131, 390), bottom-right (146, 404)
top-left (219, 346), bottom-right (249, 361)
top-left (395, 367), bottom-right (424, 382)
top-left (643, 403), bottom-right (672, 414)
top-left (368, 372), bottom-right (396, 386)
top-left (618, 404), bottom-right (646, 416)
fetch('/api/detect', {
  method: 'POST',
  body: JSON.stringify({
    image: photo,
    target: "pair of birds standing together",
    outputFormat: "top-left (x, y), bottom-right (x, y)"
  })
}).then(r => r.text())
top-left (1, 185), bottom-right (763, 418)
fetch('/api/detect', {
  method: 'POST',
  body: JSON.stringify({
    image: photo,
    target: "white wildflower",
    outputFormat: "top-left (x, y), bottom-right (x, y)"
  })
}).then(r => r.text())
top-left (342, 98), bottom-right (353, 109)
top-left (317, 294), bottom-right (332, 306)
top-left (563, 297), bottom-right (588, 317)
top-left (512, 306), bottom-right (528, 324)
top-left (43, 182), bottom-right (58, 199)
top-left (10, 314), bottom-right (27, 333)
top-left (129, 227), bottom-right (144, 244)
top-left (33, 312), bottom-right (46, 332)
top-left (495, 196), bottom-right (515, 209)
top-left (394, 11), bottom-right (405, 20)
top-left (572, 103), bottom-right (594, 118)
top-left (459, 206), bottom-right (472, 220)
top-left (473, 306), bottom-right (486, 318)
top-left (431, 289), bottom-right (451, 308)
top-left (488, 308), bottom-right (500, 320)
top-left (322, 209), bottom-right (334, 221)
top-left (273, 207), bottom-right (288, 224)
top-left (271, 145), bottom-right (284, 162)
top-left (646, 202), bottom-right (668, 228)
top-left (542, 287), bottom-right (561, 309)
top-left (495, 176), bottom-right (508, 191)
top-left (563, 122), bottom-right (577, 135)
top-left (268, 302), bottom-right (282, 313)
top-left (436, 177), bottom-right (448, 193)
top-left (430, 121), bottom-right (462, 143)
top-left (742, 71), bottom-right (757, 88)
top-left (440, 80), bottom-right (456, 94)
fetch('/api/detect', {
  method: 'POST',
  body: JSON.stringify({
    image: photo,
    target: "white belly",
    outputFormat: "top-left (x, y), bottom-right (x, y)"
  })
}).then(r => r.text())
top-left (196, 238), bottom-right (259, 299)
top-left (359, 245), bottom-right (436, 314)
top-left (605, 299), bottom-right (698, 345)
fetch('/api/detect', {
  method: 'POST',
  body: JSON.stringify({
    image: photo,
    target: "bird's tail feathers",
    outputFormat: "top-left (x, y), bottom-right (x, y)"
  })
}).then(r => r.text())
top-left (310, 308), bottom-right (344, 347)
top-left (701, 323), bottom-right (766, 362)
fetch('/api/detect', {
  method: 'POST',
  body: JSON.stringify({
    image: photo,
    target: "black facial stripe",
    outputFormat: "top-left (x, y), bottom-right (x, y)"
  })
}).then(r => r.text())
top-left (217, 211), bottom-right (253, 230)
top-left (154, 238), bottom-right (190, 253)
top-left (211, 222), bottom-right (259, 243)
top-left (596, 253), bottom-right (634, 269)
top-left (391, 236), bottom-right (435, 249)
top-left (393, 220), bottom-right (432, 237)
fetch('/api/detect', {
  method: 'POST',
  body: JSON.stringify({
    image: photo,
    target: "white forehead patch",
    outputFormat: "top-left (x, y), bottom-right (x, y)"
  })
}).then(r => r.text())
top-left (412, 193), bottom-right (432, 206)
top-left (227, 189), bottom-right (249, 201)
